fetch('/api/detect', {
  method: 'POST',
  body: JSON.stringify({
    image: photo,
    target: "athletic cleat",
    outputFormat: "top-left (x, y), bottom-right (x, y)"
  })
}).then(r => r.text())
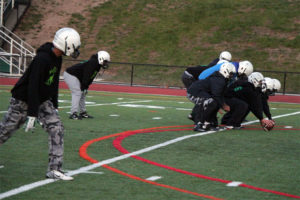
top-left (79, 111), bottom-right (94, 119)
top-left (69, 112), bottom-right (82, 120)
top-left (210, 126), bottom-right (225, 131)
top-left (46, 170), bottom-right (74, 181)
top-left (225, 126), bottom-right (244, 130)
top-left (194, 122), bottom-right (211, 132)
top-left (194, 124), bottom-right (206, 132)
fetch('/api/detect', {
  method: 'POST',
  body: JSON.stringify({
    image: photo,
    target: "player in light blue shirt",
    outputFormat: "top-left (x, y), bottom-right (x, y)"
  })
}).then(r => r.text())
top-left (198, 61), bottom-right (239, 80)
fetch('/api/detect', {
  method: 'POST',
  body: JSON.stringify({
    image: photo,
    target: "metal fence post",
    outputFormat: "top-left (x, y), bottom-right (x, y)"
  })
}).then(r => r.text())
top-left (283, 72), bottom-right (287, 95)
top-left (130, 64), bottom-right (134, 86)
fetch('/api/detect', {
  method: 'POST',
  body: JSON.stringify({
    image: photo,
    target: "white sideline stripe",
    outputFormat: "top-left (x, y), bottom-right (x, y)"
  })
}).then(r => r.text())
top-left (146, 176), bottom-right (162, 181)
top-left (0, 165), bottom-right (4, 169)
top-left (0, 111), bottom-right (300, 199)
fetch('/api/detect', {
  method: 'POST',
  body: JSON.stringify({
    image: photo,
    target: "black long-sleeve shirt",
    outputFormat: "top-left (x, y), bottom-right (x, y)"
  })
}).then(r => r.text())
top-left (261, 92), bottom-right (272, 120)
top-left (187, 71), bottom-right (228, 107)
top-left (11, 42), bottom-right (62, 117)
top-left (185, 65), bottom-right (209, 79)
top-left (184, 58), bottom-right (219, 79)
top-left (66, 54), bottom-right (101, 91)
top-left (225, 80), bottom-right (264, 120)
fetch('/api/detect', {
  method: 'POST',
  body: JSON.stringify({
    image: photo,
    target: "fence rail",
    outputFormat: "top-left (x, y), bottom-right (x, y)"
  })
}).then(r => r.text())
top-left (1, 57), bottom-right (299, 94)
top-left (63, 59), bottom-right (300, 95)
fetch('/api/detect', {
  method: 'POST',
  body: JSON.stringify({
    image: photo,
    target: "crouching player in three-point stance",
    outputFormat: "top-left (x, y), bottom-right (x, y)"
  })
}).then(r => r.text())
top-left (0, 27), bottom-right (81, 181)
top-left (187, 62), bottom-right (236, 132)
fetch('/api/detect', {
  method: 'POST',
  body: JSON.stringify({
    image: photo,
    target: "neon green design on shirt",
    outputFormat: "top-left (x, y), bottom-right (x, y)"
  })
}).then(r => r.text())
top-left (45, 67), bottom-right (57, 86)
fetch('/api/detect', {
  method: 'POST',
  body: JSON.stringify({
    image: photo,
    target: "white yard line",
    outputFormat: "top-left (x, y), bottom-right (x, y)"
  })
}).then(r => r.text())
top-left (58, 100), bottom-right (153, 109)
top-left (146, 176), bottom-right (162, 181)
top-left (0, 100), bottom-right (153, 114)
top-left (0, 111), bottom-right (300, 199)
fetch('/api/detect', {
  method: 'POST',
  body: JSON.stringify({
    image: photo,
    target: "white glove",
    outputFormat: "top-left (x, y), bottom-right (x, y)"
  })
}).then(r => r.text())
top-left (25, 116), bottom-right (36, 132)
top-left (83, 89), bottom-right (88, 96)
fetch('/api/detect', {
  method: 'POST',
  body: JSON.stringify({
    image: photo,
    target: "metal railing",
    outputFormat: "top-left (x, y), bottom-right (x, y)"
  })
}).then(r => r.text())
top-left (0, 0), bottom-right (14, 25)
top-left (0, 24), bottom-right (35, 74)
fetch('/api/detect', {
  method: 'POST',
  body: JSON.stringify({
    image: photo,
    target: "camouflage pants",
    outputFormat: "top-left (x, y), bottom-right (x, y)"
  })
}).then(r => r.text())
top-left (0, 98), bottom-right (64, 172)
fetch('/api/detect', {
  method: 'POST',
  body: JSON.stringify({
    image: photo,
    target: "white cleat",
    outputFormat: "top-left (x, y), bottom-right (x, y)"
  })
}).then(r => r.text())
top-left (46, 170), bottom-right (74, 181)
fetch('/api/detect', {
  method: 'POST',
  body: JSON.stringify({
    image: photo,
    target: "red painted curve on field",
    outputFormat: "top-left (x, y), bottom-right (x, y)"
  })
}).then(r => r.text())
top-left (79, 126), bottom-right (223, 200)
top-left (111, 127), bottom-right (300, 199)
top-left (1, 77), bottom-right (300, 103)
top-left (79, 126), bottom-right (300, 199)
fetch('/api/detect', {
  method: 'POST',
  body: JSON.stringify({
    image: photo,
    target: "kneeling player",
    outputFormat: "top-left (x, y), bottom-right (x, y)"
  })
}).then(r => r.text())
top-left (221, 72), bottom-right (274, 130)
top-left (187, 62), bottom-right (236, 132)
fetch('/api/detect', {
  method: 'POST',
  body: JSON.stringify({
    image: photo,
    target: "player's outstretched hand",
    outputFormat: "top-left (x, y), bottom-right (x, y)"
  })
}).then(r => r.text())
top-left (260, 119), bottom-right (275, 132)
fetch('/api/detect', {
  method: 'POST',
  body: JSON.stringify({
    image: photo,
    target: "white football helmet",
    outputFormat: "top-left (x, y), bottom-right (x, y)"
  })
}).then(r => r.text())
top-left (53, 27), bottom-right (81, 58)
top-left (261, 77), bottom-right (274, 93)
top-left (97, 51), bottom-right (110, 69)
top-left (219, 51), bottom-right (232, 61)
top-left (272, 79), bottom-right (281, 91)
top-left (238, 60), bottom-right (253, 76)
top-left (248, 72), bottom-right (264, 88)
top-left (219, 62), bottom-right (236, 79)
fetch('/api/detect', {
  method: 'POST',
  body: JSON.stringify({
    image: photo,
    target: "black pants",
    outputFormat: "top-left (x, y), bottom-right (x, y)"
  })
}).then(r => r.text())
top-left (187, 93), bottom-right (219, 125)
top-left (221, 97), bottom-right (248, 127)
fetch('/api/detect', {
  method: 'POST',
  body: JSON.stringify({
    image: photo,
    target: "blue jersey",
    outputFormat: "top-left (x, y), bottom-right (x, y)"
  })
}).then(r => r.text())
top-left (198, 61), bottom-right (239, 80)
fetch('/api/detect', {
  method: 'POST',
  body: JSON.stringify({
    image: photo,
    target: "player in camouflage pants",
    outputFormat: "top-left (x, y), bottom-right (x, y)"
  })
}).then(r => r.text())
top-left (0, 28), bottom-right (80, 180)
top-left (0, 98), bottom-right (64, 172)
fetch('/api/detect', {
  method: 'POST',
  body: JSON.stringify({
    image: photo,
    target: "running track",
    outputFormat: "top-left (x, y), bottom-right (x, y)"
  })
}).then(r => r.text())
top-left (1, 77), bottom-right (300, 104)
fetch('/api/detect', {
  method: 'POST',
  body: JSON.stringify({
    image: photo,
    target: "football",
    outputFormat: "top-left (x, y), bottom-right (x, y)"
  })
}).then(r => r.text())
top-left (263, 121), bottom-right (275, 132)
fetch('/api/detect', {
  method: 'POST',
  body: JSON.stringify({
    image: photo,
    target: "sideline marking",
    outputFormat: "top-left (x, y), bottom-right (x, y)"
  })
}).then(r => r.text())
top-left (226, 182), bottom-right (243, 187)
top-left (146, 176), bottom-right (162, 181)
top-left (109, 114), bottom-right (120, 117)
top-left (58, 100), bottom-right (153, 109)
top-left (0, 166), bottom-right (4, 169)
top-left (1, 111), bottom-right (300, 199)
top-left (118, 104), bottom-right (165, 109)
top-left (76, 171), bottom-right (104, 175)
top-left (152, 117), bottom-right (162, 120)
top-left (0, 100), bottom-right (153, 114)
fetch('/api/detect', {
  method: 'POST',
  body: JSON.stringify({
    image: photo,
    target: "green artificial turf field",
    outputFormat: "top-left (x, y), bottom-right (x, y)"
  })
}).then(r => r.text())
top-left (0, 85), bottom-right (300, 200)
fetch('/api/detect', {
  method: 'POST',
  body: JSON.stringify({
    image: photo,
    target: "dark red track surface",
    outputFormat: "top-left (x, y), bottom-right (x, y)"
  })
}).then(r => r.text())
top-left (1, 77), bottom-right (299, 104)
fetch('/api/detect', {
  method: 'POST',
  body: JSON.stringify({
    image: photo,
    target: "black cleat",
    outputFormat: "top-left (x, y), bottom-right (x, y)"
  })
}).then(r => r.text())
top-left (69, 112), bottom-right (82, 120)
top-left (194, 123), bottom-right (211, 132)
top-left (80, 111), bottom-right (94, 119)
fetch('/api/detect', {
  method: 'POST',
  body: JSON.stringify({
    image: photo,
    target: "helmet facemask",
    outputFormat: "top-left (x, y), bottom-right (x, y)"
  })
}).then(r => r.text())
top-left (97, 51), bottom-right (111, 69)
top-left (53, 27), bottom-right (81, 58)
top-left (248, 72), bottom-right (264, 88)
top-left (219, 62), bottom-right (236, 79)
